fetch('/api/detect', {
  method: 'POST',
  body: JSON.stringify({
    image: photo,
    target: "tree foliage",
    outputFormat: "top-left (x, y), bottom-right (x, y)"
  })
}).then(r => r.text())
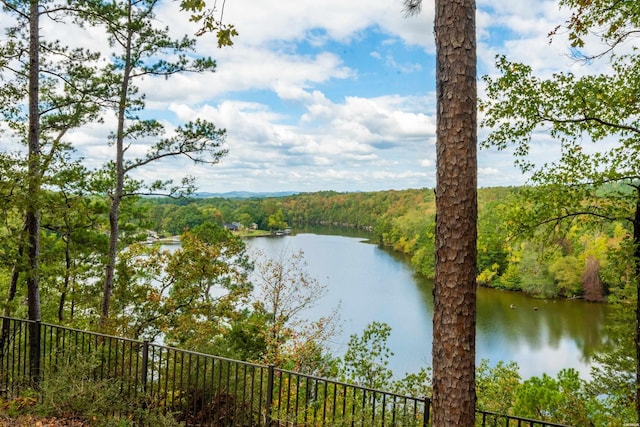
top-left (137, 186), bottom-right (636, 301)
top-left (340, 321), bottom-right (394, 390)
top-left (56, 0), bottom-right (230, 321)
top-left (251, 249), bottom-right (339, 375)
top-left (480, 0), bottom-right (640, 420)
top-left (111, 222), bottom-right (252, 347)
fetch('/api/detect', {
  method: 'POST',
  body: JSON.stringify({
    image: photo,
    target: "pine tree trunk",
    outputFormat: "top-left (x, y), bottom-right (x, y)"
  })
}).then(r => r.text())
top-left (58, 237), bottom-right (71, 322)
top-left (101, 196), bottom-right (120, 320)
top-left (27, 0), bottom-right (42, 385)
top-left (634, 188), bottom-right (640, 426)
top-left (101, 2), bottom-right (134, 322)
top-left (432, 0), bottom-right (477, 425)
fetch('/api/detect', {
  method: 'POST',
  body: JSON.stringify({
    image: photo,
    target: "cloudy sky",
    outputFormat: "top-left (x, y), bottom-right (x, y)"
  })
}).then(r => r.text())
top-left (4, 0), bottom-right (586, 194)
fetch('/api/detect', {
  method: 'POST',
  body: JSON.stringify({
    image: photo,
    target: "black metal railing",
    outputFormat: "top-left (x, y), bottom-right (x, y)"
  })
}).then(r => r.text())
top-left (0, 316), bottom-right (571, 426)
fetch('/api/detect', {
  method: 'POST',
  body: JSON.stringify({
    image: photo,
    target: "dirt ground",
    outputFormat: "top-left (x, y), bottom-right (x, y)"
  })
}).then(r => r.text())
top-left (0, 415), bottom-right (91, 426)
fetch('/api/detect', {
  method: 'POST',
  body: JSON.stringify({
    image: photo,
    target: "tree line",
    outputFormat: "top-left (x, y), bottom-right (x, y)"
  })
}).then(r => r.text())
top-left (139, 185), bottom-right (634, 302)
top-left (2, 176), bottom-right (636, 424)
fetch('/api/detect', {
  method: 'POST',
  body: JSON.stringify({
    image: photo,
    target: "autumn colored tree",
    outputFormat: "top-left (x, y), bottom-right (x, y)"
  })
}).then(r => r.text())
top-left (251, 249), bottom-right (338, 374)
top-left (116, 222), bottom-right (252, 346)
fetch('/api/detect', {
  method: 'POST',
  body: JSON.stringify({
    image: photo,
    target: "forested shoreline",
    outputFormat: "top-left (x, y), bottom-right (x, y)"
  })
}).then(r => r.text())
top-left (140, 185), bottom-right (631, 302)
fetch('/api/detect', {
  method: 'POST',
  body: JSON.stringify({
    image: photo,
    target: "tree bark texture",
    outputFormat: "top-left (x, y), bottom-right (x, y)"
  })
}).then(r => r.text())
top-left (634, 188), bottom-right (640, 426)
top-left (27, 0), bottom-right (42, 384)
top-left (432, 0), bottom-right (478, 425)
top-left (27, 0), bottom-right (42, 323)
top-left (101, 2), bottom-right (134, 322)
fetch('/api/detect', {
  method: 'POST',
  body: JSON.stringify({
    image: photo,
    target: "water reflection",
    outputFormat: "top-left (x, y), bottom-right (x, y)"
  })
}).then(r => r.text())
top-left (244, 232), bottom-right (608, 379)
top-left (474, 286), bottom-right (608, 378)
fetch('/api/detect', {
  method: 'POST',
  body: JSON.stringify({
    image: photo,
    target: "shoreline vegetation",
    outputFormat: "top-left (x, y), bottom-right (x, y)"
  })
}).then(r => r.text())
top-left (151, 228), bottom-right (277, 244)
top-left (140, 186), bottom-right (628, 303)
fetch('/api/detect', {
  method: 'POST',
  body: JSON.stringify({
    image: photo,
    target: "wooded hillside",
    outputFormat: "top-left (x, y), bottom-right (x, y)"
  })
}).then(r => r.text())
top-left (139, 185), bottom-right (632, 301)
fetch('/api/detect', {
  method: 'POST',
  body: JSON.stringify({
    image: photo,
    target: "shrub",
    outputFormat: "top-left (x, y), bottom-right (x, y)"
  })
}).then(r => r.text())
top-left (35, 351), bottom-right (180, 427)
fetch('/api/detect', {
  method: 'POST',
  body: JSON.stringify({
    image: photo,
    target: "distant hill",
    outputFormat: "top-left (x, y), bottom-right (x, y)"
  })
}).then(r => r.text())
top-left (193, 191), bottom-right (300, 199)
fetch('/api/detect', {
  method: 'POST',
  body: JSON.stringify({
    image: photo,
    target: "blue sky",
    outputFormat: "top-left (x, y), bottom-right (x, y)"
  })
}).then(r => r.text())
top-left (3, 0), bottom-right (584, 193)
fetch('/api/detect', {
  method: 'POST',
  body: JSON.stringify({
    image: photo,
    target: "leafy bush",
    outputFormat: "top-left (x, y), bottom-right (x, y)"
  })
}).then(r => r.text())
top-left (35, 352), bottom-right (180, 427)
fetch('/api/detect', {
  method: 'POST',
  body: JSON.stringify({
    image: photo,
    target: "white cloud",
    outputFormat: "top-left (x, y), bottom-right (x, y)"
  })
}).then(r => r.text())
top-left (479, 167), bottom-right (500, 176)
top-left (0, 0), bottom-right (596, 192)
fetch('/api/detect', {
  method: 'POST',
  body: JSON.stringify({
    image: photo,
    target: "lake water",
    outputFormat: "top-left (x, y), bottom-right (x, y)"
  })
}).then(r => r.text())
top-left (244, 231), bottom-right (609, 380)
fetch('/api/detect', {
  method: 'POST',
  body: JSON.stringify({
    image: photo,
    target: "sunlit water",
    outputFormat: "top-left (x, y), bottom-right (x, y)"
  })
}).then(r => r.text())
top-left (244, 232), bottom-right (609, 380)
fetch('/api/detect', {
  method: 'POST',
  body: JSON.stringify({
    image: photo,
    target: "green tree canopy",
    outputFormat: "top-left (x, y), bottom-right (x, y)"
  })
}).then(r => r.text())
top-left (480, 0), bottom-right (640, 420)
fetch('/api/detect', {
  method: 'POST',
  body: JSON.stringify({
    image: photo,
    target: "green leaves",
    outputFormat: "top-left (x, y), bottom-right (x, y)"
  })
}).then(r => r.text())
top-left (482, 54), bottom-right (640, 186)
top-left (476, 360), bottom-right (521, 414)
top-left (513, 369), bottom-right (594, 425)
top-left (340, 321), bottom-right (394, 390)
top-left (481, 5), bottom-right (640, 421)
top-left (480, 44), bottom-right (640, 299)
top-left (179, 0), bottom-right (207, 11)
top-left (557, 0), bottom-right (640, 54)
top-left (118, 222), bottom-right (252, 345)
top-left (179, 0), bottom-right (238, 47)
top-left (215, 25), bottom-right (239, 48)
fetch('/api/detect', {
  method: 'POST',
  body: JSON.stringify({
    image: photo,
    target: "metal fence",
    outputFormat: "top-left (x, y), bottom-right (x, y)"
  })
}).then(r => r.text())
top-left (0, 316), bottom-right (570, 426)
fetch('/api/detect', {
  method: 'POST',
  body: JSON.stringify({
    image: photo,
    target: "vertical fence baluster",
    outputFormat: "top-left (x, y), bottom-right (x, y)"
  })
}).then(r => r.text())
top-left (331, 382), bottom-right (337, 424)
top-left (312, 379), bottom-right (318, 423)
top-left (201, 356), bottom-right (207, 425)
top-left (28, 320), bottom-right (41, 386)
top-left (15, 322), bottom-right (21, 393)
top-left (424, 396), bottom-right (430, 427)
top-left (0, 317), bottom-right (572, 427)
top-left (284, 371), bottom-right (291, 423)
top-left (275, 371), bottom-right (282, 423)
top-left (224, 360), bottom-right (231, 424)
top-left (233, 358), bottom-right (239, 426)
top-left (321, 380), bottom-right (328, 425)
top-left (240, 363), bottom-right (247, 426)
top-left (213, 356), bottom-right (219, 427)
top-left (141, 340), bottom-right (149, 399)
top-left (371, 392), bottom-right (377, 426)
top-left (294, 373), bottom-right (301, 425)
top-left (265, 365), bottom-right (274, 427)
top-left (215, 358), bottom-right (223, 424)
top-left (248, 365), bottom-right (255, 425)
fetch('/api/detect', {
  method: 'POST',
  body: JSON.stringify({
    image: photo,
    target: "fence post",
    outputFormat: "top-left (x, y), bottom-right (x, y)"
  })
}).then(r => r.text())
top-left (141, 340), bottom-right (149, 395)
top-left (29, 320), bottom-right (41, 387)
top-left (423, 396), bottom-right (431, 427)
top-left (266, 364), bottom-right (275, 427)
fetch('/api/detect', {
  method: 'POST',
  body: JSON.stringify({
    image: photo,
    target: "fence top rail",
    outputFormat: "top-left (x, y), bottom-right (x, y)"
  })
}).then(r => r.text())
top-left (1, 316), bottom-right (141, 346)
top-left (146, 340), bottom-right (268, 370)
top-left (40, 320), bottom-right (141, 345)
top-left (275, 366), bottom-right (430, 402)
top-left (1, 315), bottom-right (36, 325)
top-left (1, 316), bottom-right (572, 426)
top-left (477, 410), bottom-right (573, 427)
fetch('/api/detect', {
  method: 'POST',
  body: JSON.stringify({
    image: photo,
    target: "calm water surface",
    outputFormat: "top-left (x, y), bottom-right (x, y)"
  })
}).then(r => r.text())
top-left (244, 232), bottom-right (609, 380)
